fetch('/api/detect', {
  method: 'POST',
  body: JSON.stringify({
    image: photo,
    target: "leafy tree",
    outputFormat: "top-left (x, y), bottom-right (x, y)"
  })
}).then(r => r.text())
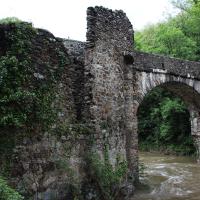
top-left (0, 17), bottom-right (21, 24)
top-left (138, 88), bottom-right (195, 155)
top-left (135, 22), bottom-right (197, 60)
top-left (135, 0), bottom-right (200, 61)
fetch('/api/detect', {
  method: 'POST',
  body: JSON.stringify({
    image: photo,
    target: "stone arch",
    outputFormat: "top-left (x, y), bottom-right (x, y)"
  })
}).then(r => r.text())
top-left (135, 71), bottom-right (200, 162)
top-left (84, 5), bottom-right (200, 191)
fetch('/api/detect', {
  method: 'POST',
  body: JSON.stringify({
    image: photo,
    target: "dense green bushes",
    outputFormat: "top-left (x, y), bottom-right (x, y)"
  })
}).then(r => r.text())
top-left (138, 88), bottom-right (195, 155)
top-left (0, 21), bottom-right (36, 127)
top-left (86, 148), bottom-right (128, 200)
top-left (0, 176), bottom-right (23, 200)
top-left (0, 19), bottom-right (67, 130)
top-left (135, 0), bottom-right (200, 61)
top-left (135, 22), bottom-right (197, 60)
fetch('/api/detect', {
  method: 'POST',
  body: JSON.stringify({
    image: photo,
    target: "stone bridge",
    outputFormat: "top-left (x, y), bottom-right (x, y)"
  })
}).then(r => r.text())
top-left (1, 5), bottom-right (200, 200)
top-left (82, 6), bottom-right (200, 182)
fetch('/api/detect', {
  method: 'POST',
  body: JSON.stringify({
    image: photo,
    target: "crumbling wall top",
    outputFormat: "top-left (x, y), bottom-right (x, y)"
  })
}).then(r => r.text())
top-left (62, 39), bottom-right (85, 57)
top-left (86, 6), bottom-right (133, 50)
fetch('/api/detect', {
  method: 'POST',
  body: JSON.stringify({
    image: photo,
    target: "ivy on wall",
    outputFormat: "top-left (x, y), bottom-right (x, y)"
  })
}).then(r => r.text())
top-left (85, 146), bottom-right (128, 200)
top-left (0, 19), bottom-right (68, 130)
top-left (0, 18), bottom-right (70, 184)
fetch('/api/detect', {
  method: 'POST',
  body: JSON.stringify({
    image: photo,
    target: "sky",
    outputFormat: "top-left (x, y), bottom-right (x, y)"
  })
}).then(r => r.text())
top-left (0, 0), bottom-right (178, 41)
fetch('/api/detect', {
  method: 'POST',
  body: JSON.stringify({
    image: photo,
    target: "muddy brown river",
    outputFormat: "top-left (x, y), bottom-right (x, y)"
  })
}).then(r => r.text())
top-left (132, 152), bottom-right (200, 200)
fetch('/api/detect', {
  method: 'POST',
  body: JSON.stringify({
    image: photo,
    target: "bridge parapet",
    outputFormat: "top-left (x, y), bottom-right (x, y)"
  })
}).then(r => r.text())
top-left (132, 50), bottom-right (200, 80)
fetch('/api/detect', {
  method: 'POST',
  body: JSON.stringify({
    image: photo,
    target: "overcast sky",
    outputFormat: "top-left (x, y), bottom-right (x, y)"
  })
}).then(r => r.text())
top-left (0, 0), bottom-right (178, 41)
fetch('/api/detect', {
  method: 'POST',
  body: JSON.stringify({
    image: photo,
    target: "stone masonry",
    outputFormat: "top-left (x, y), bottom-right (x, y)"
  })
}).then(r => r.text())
top-left (1, 5), bottom-right (200, 200)
top-left (84, 6), bottom-right (200, 184)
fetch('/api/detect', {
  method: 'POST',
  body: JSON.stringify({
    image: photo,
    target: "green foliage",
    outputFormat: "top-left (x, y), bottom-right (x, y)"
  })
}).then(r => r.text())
top-left (135, 22), bottom-right (197, 60)
top-left (0, 20), bottom-right (65, 129)
top-left (135, 0), bottom-right (200, 61)
top-left (0, 23), bottom-right (36, 127)
top-left (0, 17), bottom-right (22, 24)
top-left (138, 87), bottom-right (195, 155)
top-left (87, 148), bottom-right (128, 200)
top-left (0, 176), bottom-right (23, 200)
top-left (55, 123), bottom-right (93, 137)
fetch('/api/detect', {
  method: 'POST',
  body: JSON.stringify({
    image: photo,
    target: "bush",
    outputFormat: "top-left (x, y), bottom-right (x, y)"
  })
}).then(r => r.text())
top-left (86, 149), bottom-right (128, 200)
top-left (0, 176), bottom-right (23, 200)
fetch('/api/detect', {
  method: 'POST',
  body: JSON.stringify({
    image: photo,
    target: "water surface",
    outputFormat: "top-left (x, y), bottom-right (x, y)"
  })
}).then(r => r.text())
top-left (132, 152), bottom-right (200, 200)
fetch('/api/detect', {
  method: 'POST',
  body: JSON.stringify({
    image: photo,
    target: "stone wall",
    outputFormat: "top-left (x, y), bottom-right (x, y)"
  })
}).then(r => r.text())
top-left (85, 6), bottom-right (138, 190)
top-left (62, 39), bottom-right (86, 120)
top-left (1, 6), bottom-right (200, 200)
top-left (0, 24), bottom-right (87, 199)
top-left (130, 37), bottom-right (200, 168)
top-left (83, 7), bottom-right (200, 189)
top-left (12, 134), bottom-right (86, 199)
top-left (132, 50), bottom-right (200, 80)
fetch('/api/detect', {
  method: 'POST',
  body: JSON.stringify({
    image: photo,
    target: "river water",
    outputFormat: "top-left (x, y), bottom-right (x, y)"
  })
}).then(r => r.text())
top-left (132, 152), bottom-right (200, 200)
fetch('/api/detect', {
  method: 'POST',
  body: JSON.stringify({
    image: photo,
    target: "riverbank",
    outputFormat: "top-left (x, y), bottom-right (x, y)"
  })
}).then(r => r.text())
top-left (139, 142), bottom-right (196, 156)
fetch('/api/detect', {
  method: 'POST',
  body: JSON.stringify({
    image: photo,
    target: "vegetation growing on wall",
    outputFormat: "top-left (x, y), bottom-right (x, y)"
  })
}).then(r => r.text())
top-left (0, 19), bottom-right (67, 129)
top-left (0, 18), bottom-right (69, 197)
top-left (0, 176), bottom-right (23, 200)
top-left (85, 147), bottom-right (128, 200)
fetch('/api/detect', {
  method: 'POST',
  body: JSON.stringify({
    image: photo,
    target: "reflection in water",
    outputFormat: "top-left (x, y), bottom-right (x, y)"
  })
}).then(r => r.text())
top-left (132, 152), bottom-right (200, 200)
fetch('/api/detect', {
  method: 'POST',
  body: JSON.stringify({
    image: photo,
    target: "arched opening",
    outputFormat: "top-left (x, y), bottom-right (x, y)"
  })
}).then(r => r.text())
top-left (135, 76), bottom-right (200, 161)
top-left (137, 86), bottom-right (195, 155)
top-left (134, 81), bottom-right (200, 199)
